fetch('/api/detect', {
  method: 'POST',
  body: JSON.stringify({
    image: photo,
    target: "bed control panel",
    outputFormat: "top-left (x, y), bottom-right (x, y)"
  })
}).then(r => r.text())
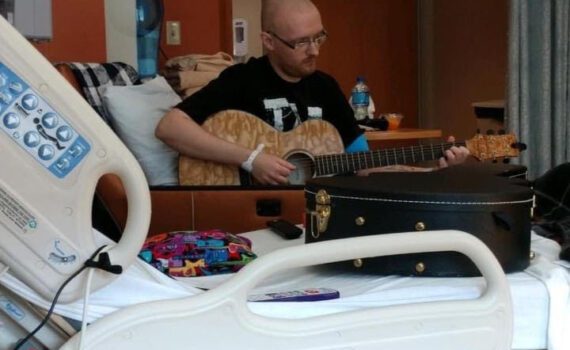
top-left (0, 15), bottom-right (151, 304)
top-left (0, 63), bottom-right (90, 178)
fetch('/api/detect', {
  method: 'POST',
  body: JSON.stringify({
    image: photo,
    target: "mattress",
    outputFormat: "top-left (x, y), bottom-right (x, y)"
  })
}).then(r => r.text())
top-left (1, 230), bottom-right (568, 350)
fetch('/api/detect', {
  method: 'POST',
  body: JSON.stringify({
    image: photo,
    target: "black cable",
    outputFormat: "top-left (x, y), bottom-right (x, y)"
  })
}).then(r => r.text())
top-left (13, 245), bottom-right (115, 350)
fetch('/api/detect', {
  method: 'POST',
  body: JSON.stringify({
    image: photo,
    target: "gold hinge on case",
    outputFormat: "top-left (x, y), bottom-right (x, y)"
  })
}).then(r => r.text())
top-left (310, 189), bottom-right (331, 239)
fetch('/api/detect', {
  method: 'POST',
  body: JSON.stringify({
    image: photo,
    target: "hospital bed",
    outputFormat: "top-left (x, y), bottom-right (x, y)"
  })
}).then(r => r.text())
top-left (0, 13), bottom-right (569, 350)
top-left (1, 227), bottom-right (568, 350)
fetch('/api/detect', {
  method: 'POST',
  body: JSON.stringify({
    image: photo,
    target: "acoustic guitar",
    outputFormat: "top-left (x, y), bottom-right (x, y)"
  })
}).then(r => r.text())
top-left (179, 110), bottom-right (525, 186)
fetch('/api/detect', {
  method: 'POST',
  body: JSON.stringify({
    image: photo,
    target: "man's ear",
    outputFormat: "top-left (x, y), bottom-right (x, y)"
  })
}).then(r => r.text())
top-left (260, 31), bottom-right (275, 51)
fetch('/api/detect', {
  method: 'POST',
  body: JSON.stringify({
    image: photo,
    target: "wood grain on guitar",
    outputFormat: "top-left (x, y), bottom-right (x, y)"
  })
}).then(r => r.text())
top-left (178, 110), bottom-right (525, 186)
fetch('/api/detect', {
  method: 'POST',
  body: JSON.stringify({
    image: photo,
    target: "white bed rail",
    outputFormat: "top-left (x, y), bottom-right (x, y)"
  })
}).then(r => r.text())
top-left (62, 230), bottom-right (513, 350)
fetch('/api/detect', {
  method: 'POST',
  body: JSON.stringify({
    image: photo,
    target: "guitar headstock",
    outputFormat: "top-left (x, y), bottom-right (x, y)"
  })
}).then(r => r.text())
top-left (465, 134), bottom-right (526, 161)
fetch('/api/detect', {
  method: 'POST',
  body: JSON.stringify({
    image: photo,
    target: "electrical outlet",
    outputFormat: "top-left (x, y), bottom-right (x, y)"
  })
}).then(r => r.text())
top-left (166, 21), bottom-right (181, 45)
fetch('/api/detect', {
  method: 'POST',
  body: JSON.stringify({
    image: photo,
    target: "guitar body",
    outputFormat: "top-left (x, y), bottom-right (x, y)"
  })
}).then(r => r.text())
top-left (179, 110), bottom-right (345, 185)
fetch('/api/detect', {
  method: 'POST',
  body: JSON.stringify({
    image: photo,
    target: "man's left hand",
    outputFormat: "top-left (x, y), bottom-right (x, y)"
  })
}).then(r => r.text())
top-left (438, 136), bottom-right (470, 168)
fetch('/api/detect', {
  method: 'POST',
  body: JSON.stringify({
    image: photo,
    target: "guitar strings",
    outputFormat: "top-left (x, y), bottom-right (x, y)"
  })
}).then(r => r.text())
top-left (295, 142), bottom-right (465, 166)
top-left (291, 142), bottom-right (469, 174)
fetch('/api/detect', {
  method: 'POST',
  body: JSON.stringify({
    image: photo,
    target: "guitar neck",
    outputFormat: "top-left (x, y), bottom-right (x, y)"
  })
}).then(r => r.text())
top-left (314, 141), bottom-right (467, 176)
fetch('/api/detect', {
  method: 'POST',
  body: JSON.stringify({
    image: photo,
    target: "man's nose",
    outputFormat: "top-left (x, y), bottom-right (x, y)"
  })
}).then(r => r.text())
top-left (306, 42), bottom-right (320, 56)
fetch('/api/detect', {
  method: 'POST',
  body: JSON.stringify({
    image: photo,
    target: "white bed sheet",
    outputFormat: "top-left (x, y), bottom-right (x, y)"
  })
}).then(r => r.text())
top-left (179, 230), bottom-right (569, 350)
top-left (1, 230), bottom-right (568, 350)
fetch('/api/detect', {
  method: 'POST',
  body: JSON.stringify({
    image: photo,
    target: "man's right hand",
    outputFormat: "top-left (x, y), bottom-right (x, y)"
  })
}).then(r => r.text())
top-left (251, 153), bottom-right (296, 185)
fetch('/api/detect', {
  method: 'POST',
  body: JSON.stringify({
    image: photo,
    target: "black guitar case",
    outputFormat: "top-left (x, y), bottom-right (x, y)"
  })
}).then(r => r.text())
top-left (305, 164), bottom-right (533, 277)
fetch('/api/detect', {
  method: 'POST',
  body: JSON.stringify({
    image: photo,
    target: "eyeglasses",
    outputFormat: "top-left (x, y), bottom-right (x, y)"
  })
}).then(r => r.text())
top-left (267, 30), bottom-right (328, 51)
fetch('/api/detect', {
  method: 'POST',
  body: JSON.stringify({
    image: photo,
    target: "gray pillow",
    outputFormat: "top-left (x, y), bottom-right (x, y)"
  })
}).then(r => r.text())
top-left (103, 76), bottom-right (181, 186)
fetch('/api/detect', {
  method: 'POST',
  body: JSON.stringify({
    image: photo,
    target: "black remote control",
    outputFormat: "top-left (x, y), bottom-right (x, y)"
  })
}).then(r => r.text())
top-left (267, 219), bottom-right (303, 239)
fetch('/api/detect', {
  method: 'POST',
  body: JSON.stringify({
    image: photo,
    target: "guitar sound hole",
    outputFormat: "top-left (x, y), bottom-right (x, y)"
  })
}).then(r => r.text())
top-left (286, 152), bottom-right (315, 185)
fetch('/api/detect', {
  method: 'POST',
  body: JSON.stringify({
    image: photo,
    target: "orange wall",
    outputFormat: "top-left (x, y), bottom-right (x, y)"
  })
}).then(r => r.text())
top-left (33, 0), bottom-right (106, 62)
top-left (314, 0), bottom-right (418, 127)
top-left (32, 0), bottom-right (232, 65)
top-left (421, 0), bottom-right (508, 139)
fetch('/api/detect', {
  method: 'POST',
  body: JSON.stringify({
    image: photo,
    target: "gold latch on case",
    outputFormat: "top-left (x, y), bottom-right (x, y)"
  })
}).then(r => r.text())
top-left (310, 189), bottom-right (331, 239)
top-left (415, 222), bottom-right (426, 231)
top-left (353, 258), bottom-right (363, 268)
top-left (355, 217), bottom-right (366, 226)
top-left (415, 262), bottom-right (426, 274)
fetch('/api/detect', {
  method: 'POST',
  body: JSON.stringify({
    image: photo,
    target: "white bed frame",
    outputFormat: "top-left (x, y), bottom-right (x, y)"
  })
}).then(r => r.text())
top-left (61, 230), bottom-right (513, 350)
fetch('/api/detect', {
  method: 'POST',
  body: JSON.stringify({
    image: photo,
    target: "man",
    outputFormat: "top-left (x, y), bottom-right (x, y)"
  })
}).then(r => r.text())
top-left (156, 0), bottom-right (469, 185)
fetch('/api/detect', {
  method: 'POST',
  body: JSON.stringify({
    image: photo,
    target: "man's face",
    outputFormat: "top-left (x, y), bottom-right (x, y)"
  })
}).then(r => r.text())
top-left (264, 6), bottom-right (325, 82)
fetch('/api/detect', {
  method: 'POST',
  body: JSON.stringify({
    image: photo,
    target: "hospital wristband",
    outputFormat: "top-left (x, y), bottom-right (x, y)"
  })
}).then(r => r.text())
top-left (241, 144), bottom-right (265, 173)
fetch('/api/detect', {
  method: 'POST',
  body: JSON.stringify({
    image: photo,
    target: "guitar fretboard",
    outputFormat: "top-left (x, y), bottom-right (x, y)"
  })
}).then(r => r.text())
top-left (314, 142), bottom-right (466, 176)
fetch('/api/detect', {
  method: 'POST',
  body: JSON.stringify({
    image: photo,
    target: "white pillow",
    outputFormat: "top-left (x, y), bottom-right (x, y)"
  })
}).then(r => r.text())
top-left (103, 76), bottom-right (182, 186)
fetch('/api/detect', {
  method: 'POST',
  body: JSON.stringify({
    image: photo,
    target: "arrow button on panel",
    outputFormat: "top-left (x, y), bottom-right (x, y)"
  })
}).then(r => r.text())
top-left (56, 126), bottom-right (73, 142)
top-left (24, 131), bottom-right (41, 148)
top-left (21, 94), bottom-right (39, 110)
top-left (42, 112), bottom-right (59, 129)
top-left (38, 144), bottom-right (56, 161)
top-left (3, 112), bottom-right (20, 129)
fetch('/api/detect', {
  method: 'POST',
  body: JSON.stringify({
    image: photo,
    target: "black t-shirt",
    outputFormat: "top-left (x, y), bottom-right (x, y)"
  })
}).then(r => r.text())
top-left (175, 56), bottom-right (363, 147)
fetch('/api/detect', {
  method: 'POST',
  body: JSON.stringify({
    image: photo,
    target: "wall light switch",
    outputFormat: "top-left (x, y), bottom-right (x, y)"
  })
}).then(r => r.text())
top-left (166, 21), bottom-right (181, 45)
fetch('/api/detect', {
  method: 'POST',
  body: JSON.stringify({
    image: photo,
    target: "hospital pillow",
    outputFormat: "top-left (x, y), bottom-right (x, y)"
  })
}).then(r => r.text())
top-left (102, 76), bottom-right (181, 186)
top-left (138, 230), bottom-right (257, 277)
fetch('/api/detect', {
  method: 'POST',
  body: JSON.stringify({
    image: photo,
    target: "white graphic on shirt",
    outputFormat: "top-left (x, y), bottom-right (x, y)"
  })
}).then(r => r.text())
top-left (308, 107), bottom-right (323, 119)
top-left (264, 98), bottom-right (289, 110)
top-left (273, 108), bottom-right (284, 130)
top-left (263, 97), bottom-right (301, 131)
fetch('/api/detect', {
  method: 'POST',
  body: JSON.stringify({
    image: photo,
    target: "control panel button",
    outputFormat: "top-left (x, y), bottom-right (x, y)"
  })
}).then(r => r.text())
top-left (56, 126), bottom-right (73, 142)
top-left (21, 94), bottom-right (39, 110)
top-left (55, 158), bottom-right (71, 171)
top-left (42, 112), bottom-right (59, 129)
top-left (24, 131), bottom-right (41, 148)
top-left (38, 144), bottom-right (56, 161)
top-left (9, 82), bottom-right (24, 94)
top-left (0, 92), bottom-right (12, 105)
top-left (3, 112), bottom-right (20, 129)
top-left (69, 144), bottom-right (83, 158)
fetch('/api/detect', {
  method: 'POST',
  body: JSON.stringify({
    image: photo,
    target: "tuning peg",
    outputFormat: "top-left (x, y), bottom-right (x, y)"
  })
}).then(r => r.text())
top-left (498, 129), bottom-right (506, 135)
top-left (486, 129), bottom-right (496, 135)
top-left (512, 142), bottom-right (527, 151)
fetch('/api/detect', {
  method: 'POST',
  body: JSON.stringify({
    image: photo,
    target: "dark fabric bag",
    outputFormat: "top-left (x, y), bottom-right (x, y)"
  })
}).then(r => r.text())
top-left (305, 165), bottom-right (534, 277)
top-left (532, 162), bottom-right (570, 261)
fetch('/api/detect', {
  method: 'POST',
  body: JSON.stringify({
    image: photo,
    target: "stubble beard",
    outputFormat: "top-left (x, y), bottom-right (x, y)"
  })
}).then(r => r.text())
top-left (289, 56), bottom-right (317, 79)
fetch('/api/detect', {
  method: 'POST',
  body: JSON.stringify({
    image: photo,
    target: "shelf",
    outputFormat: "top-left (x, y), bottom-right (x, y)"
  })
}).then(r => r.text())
top-left (472, 99), bottom-right (505, 120)
top-left (365, 128), bottom-right (442, 141)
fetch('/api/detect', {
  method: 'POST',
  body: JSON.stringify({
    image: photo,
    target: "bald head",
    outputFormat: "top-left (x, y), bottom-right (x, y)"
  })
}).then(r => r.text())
top-left (260, 0), bottom-right (324, 82)
top-left (261, 0), bottom-right (319, 32)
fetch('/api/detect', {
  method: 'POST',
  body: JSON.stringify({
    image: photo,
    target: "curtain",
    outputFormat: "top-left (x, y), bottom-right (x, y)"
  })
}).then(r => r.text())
top-left (507, 0), bottom-right (570, 179)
